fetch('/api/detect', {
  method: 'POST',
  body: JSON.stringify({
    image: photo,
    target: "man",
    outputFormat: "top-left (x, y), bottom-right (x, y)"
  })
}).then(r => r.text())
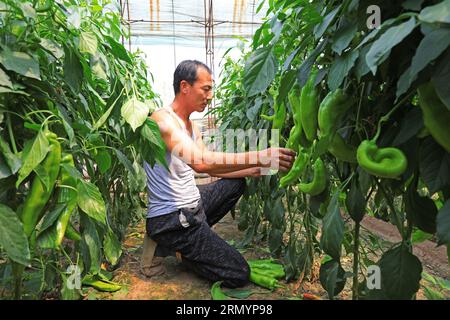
top-left (142, 60), bottom-right (295, 288)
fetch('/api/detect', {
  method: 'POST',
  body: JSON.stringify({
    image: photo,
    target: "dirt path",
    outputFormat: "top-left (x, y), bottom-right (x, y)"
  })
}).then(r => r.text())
top-left (360, 215), bottom-right (449, 278)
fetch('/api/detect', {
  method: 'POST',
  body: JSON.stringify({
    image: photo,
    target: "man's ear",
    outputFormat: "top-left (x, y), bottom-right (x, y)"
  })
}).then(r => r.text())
top-left (180, 80), bottom-right (189, 94)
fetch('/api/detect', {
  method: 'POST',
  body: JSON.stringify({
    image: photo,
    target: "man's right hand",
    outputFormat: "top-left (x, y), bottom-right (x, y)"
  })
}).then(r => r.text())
top-left (259, 147), bottom-right (296, 173)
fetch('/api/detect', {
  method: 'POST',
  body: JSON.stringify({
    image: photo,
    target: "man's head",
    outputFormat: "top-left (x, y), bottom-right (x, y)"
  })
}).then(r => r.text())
top-left (173, 60), bottom-right (213, 112)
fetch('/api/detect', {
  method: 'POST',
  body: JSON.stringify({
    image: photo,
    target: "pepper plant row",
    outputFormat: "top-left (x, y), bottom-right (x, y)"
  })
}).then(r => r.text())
top-left (0, 0), bottom-right (166, 299)
top-left (213, 0), bottom-right (450, 299)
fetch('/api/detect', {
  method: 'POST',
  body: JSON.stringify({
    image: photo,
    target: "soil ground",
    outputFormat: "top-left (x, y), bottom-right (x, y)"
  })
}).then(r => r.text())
top-left (93, 178), bottom-right (449, 300)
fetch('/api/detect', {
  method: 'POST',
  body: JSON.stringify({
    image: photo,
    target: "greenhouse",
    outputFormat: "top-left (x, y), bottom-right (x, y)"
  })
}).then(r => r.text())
top-left (0, 0), bottom-right (449, 302)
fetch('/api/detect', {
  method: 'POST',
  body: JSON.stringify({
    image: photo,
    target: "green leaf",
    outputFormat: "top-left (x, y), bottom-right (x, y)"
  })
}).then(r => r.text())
top-left (402, 0), bottom-right (424, 11)
top-left (19, 2), bottom-right (36, 19)
top-left (33, 163), bottom-right (50, 192)
top-left (346, 178), bottom-right (366, 223)
top-left (246, 98), bottom-right (262, 122)
top-left (432, 50), bottom-right (450, 111)
top-left (114, 149), bottom-right (136, 176)
top-left (141, 119), bottom-right (163, 146)
top-left (405, 179), bottom-right (438, 234)
top-left (223, 288), bottom-right (255, 299)
top-left (103, 227), bottom-right (122, 266)
top-left (392, 107), bottom-right (423, 146)
top-left (16, 129), bottom-right (50, 187)
top-left (0, 204), bottom-right (30, 266)
top-left (0, 135), bottom-right (21, 174)
top-left (0, 87), bottom-right (29, 95)
top-left (313, 6), bottom-right (341, 40)
top-left (319, 259), bottom-right (346, 299)
top-left (355, 45), bottom-right (371, 81)
top-left (80, 214), bottom-right (101, 274)
top-left (419, 137), bottom-right (450, 193)
top-left (419, 0), bottom-right (450, 24)
top-left (141, 119), bottom-right (168, 170)
top-left (94, 150), bottom-right (111, 174)
top-left (243, 46), bottom-right (278, 97)
top-left (297, 40), bottom-right (327, 88)
top-left (366, 17), bottom-right (417, 75)
top-left (40, 205), bottom-right (66, 235)
top-left (77, 180), bottom-right (106, 224)
top-left (36, 225), bottom-right (58, 249)
top-left (282, 45), bottom-right (301, 72)
top-left (411, 229), bottom-right (433, 244)
top-left (91, 56), bottom-right (108, 80)
top-left (40, 39), bottom-right (64, 59)
top-left (378, 244), bottom-right (422, 299)
top-left (327, 50), bottom-right (358, 91)
top-left (268, 227), bottom-right (283, 255)
top-left (331, 22), bottom-right (358, 55)
top-left (320, 193), bottom-right (344, 260)
top-left (0, 156), bottom-right (12, 179)
top-left (0, 47), bottom-right (40, 80)
top-left (277, 69), bottom-right (297, 106)
top-left (104, 35), bottom-right (132, 63)
top-left (64, 45), bottom-right (83, 93)
top-left (79, 32), bottom-right (98, 55)
top-left (56, 105), bottom-right (75, 147)
top-left (436, 199), bottom-right (450, 245)
top-left (121, 97), bottom-right (151, 132)
top-left (211, 281), bottom-right (229, 300)
top-left (60, 272), bottom-right (81, 300)
top-left (397, 28), bottom-right (450, 99)
top-left (0, 68), bottom-right (13, 88)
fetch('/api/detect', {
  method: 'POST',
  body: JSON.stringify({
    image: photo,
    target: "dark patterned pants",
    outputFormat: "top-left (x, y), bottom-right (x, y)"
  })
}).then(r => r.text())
top-left (146, 178), bottom-right (249, 288)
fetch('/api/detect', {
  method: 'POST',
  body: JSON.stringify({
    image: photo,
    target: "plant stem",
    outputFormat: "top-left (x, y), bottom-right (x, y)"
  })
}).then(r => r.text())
top-left (6, 113), bottom-right (18, 153)
top-left (352, 221), bottom-right (360, 300)
top-left (372, 91), bottom-right (414, 142)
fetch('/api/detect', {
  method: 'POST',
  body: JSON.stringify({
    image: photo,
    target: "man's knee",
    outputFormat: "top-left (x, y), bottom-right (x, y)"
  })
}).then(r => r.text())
top-left (222, 260), bottom-right (250, 288)
top-left (226, 177), bottom-right (246, 197)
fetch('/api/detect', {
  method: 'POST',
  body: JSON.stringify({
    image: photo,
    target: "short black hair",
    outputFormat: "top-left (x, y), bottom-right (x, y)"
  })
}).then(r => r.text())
top-left (173, 60), bottom-right (212, 95)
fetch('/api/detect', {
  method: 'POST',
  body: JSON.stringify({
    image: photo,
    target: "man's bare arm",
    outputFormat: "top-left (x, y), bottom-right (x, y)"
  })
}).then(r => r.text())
top-left (151, 110), bottom-right (295, 175)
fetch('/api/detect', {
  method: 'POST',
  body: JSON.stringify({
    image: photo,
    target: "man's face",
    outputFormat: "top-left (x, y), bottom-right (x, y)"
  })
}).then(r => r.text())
top-left (183, 67), bottom-right (213, 112)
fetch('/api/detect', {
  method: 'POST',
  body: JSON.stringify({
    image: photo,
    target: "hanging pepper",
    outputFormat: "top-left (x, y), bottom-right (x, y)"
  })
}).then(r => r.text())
top-left (300, 70), bottom-right (320, 141)
top-left (55, 154), bottom-right (78, 246)
top-left (279, 148), bottom-right (309, 188)
top-left (261, 99), bottom-right (287, 147)
top-left (356, 140), bottom-right (407, 179)
top-left (20, 131), bottom-right (61, 237)
top-left (261, 101), bottom-right (286, 131)
top-left (417, 82), bottom-right (450, 153)
top-left (285, 86), bottom-right (303, 152)
top-left (318, 89), bottom-right (354, 138)
top-left (328, 133), bottom-right (357, 163)
top-left (65, 222), bottom-right (81, 242)
top-left (298, 158), bottom-right (327, 196)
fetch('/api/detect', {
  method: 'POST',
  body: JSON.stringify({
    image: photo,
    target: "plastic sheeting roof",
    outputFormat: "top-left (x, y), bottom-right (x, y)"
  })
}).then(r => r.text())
top-left (125, 0), bottom-right (269, 116)
top-left (127, 0), bottom-right (269, 40)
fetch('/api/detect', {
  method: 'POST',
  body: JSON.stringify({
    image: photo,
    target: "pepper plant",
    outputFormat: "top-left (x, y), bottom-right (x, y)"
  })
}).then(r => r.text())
top-left (213, 0), bottom-right (450, 299)
top-left (0, 0), bottom-right (166, 299)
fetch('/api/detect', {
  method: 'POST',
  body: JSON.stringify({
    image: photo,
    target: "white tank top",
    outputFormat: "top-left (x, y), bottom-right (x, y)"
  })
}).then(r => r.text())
top-left (144, 107), bottom-right (201, 218)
